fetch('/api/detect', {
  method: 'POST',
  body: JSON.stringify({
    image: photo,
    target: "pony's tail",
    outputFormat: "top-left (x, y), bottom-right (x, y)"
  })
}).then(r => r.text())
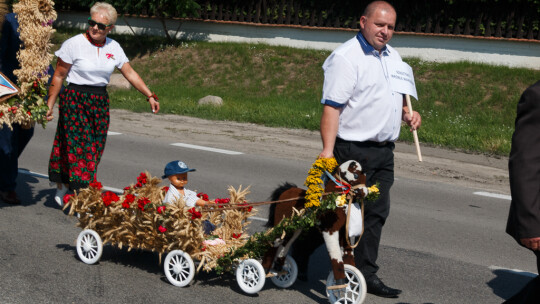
top-left (266, 182), bottom-right (297, 227)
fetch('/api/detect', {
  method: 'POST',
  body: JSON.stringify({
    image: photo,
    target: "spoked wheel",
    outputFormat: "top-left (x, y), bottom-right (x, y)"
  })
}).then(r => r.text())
top-left (326, 264), bottom-right (367, 304)
top-left (76, 229), bottom-right (103, 265)
top-left (164, 250), bottom-right (195, 287)
top-left (270, 255), bottom-right (298, 288)
top-left (236, 258), bottom-right (266, 294)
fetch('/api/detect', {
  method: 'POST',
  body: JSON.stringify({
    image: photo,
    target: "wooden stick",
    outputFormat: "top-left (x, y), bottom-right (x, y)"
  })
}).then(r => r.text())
top-left (406, 94), bottom-right (423, 162)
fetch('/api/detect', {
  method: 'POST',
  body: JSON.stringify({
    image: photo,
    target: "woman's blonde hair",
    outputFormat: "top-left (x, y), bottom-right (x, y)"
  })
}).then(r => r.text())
top-left (90, 2), bottom-right (117, 25)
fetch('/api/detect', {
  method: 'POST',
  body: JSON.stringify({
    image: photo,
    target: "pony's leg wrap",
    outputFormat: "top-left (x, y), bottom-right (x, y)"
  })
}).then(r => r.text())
top-left (323, 230), bottom-right (346, 281)
top-left (342, 234), bottom-right (355, 266)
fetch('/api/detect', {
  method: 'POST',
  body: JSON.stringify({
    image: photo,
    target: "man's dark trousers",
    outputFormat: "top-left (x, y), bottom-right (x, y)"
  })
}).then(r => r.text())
top-left (0, 124), bottom-right (34, 192)
top-left (333, 138), bottom-right (395, 280)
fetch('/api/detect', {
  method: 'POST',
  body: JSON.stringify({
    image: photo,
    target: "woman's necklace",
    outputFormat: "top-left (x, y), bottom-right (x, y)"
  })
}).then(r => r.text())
top-left (85, 30), bottom-right (105, 47)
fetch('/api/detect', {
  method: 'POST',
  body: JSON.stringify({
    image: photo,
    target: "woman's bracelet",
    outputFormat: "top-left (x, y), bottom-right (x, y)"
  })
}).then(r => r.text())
top-left (146, 93), bottom-right (158, 102)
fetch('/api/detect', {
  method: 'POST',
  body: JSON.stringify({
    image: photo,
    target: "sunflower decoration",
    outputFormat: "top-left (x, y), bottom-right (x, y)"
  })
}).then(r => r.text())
top-left (0, 0), bottom-right (56, 129)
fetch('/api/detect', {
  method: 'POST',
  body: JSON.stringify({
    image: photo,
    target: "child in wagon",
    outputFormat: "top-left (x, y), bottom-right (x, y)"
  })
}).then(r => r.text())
top-left (162, 160), bottom-right (215, 207)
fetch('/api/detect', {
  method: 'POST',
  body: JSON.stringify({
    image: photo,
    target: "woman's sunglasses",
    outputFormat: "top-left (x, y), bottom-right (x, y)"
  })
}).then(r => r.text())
top-left (87, 17), bottom-right (112, 30)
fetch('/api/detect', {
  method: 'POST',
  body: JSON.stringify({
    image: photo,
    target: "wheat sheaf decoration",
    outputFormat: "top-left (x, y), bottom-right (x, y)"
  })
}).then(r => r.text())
top-left (0, 0), bottom-right (56, 129)
top-left (64, 172), bottom-right (255, 271)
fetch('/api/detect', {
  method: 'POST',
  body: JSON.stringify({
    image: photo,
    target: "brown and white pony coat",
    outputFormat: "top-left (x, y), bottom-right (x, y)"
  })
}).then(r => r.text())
top-left (263, 160), bottom-right (368, 284)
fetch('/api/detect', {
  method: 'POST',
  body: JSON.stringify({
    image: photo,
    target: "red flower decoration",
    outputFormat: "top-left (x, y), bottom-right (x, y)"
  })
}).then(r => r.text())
top-left (89, 181), bottom-right (103, 190)
top-left (137, 173), bottom-right (147, 184)
top-left (102, 191), bottom-right (120, 206)
top-left (238, 203), bottom-right (253, 212)
top-left (157, 205), bottom-right (166, 214)
top-left (63, 193), bottom-right (74, 205)
top-left (162, 186), bottom-right (169, 193)
top-left (188, 207), bottom-right (202, 219)
top-left (158, 225), bottom-right (167, 233)
top-left (232, 233), bottom-right (242, 239)
top-left (121, 194), bottom-right (135, 208)
top-left (124, 194), bottom-right (135, 203)
top-left (87, 161), bottom-right (96, 171)
top-left (137, 197), bottom-right (151, 211)
top-left (197, 193), bottom-right (209, 201)
top-left (215, 198), bottom-right (230, 208)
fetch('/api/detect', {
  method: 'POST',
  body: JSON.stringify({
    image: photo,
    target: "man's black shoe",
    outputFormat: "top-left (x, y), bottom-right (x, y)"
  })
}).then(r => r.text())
top-left (366, 276), bottom-right (402, 298)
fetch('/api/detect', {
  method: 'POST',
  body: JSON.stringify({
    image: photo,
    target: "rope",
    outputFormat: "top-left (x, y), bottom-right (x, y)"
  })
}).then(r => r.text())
top-left (200, 191), bottom-right (337, 211)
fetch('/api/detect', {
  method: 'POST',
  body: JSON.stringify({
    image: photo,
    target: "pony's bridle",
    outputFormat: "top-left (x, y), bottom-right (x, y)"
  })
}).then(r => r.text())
top-left (324, 171), bottom-right (366, 197)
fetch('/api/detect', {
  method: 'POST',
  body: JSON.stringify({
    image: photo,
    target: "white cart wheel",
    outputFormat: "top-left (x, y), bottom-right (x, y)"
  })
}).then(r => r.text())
top-left (326, 264), bottom-right (367, 304)
top-left (76, 229), bottom-right (103, 265)
top-left (270, 255), bottom-right (298, 288)
top-left (236, 258), bottom-right (266, 294)
top-left (164, 250), bottom-right (195, 287)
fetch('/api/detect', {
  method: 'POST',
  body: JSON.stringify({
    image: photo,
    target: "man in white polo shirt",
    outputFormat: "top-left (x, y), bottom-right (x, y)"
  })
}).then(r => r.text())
top-left (319, 1), bottom-right (421, 298)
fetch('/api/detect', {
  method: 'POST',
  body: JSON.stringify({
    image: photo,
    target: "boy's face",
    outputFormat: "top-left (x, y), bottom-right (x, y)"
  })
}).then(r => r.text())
top-left (168, 173), bottom-right (188, 189)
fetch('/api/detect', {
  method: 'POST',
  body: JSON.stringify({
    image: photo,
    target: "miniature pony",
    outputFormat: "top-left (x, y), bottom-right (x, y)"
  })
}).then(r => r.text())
top-left (263, 160), bottom-right (369, 286)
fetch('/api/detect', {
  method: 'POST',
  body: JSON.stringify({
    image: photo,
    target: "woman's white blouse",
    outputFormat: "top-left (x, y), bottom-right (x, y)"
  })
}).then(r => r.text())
top-left (55, 34), bottom-right (129, 86)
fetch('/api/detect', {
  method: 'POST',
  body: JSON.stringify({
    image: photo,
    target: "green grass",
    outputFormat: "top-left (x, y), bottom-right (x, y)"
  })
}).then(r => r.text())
top-left (53, 27), bottom-right (540, 156)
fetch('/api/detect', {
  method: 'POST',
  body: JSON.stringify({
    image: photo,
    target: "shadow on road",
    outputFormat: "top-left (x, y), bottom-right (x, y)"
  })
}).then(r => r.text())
top-left (488, 268), bottom-right (537, 301)
top-left (0, 169), bottom-right (43, 209)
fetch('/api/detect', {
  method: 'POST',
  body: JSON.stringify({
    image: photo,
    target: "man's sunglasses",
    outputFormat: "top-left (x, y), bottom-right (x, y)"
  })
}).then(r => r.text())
top-left (87, 17), bottom-right (112, 30)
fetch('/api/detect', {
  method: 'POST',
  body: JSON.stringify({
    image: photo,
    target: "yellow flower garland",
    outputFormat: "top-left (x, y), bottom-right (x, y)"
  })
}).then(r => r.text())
top-left (303, 157), bottom-right (338, 208)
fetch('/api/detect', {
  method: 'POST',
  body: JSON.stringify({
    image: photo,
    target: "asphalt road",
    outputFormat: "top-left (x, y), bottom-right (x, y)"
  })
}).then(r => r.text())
top-left (0, 110), bottom-right (536, 304)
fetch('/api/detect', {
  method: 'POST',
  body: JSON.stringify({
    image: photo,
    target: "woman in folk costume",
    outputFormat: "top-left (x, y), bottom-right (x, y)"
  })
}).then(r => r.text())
top-left (46, 2), bottom-right (159, 206)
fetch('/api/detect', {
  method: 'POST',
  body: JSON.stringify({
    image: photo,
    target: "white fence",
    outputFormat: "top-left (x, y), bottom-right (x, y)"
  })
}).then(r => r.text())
top-left (57, 12), bottom-right (540, 70)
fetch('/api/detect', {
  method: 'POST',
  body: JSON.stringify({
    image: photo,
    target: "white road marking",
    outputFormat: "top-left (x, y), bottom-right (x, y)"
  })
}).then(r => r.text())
top-left (19, 169), bottom-right (123, 194)
top-left (489, 265), bottom-right (538, 277)
top-left (249, 216), bottom-right (268, 222)
top-left (171, 143), bottom-right (243, 155)
top-left (18, 169), bottom-right (48, 179)
top-left (102, 186), bottom-right (124, 194)
top-left (107, 131), bottom-right (122, 135)
top-left (474, 191), bottom-right (511, 201)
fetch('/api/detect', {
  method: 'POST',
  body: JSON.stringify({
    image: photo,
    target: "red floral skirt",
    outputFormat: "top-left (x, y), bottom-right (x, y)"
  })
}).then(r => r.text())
top-left (48, 85), bottom-right (109, 190)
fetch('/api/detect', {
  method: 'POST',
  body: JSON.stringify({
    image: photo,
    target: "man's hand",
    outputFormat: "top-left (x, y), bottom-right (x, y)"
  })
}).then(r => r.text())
top-left (520, 237), bottom-right (540, 251)
top-left (403, 110), bottom-right (422, 131)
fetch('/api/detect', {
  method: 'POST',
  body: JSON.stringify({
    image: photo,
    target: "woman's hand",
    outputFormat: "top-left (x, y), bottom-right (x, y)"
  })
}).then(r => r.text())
top-left (46, 105), bottom-right (54, 121)
top-left (148, 97), bottom-right (160, 114)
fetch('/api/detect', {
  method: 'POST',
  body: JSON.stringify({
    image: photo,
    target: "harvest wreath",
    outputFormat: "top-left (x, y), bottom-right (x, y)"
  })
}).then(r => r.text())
top-left (64, 172), bottom-right (255, 272)
top-left (0, 0), bottom-right (56, 129)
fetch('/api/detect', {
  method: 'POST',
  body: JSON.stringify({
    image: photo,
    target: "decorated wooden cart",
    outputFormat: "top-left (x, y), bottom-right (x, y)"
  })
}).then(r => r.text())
top-left (64, 172), bottom-right (298, 294)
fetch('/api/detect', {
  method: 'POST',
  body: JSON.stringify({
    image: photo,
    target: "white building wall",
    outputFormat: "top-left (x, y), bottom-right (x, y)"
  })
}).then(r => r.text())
top-left (57, 12), bottom-right (540, 70)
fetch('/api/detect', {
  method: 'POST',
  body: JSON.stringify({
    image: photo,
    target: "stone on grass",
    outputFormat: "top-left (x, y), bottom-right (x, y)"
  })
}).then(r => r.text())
top-left (109, 74), bottom-right (131, 90)
top-left (198, 95), bottom-right (223, 106)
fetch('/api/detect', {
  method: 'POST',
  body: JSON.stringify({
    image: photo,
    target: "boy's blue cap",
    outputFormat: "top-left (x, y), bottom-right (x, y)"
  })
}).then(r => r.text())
top-left (162, 160), bottom-right (196, 178)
